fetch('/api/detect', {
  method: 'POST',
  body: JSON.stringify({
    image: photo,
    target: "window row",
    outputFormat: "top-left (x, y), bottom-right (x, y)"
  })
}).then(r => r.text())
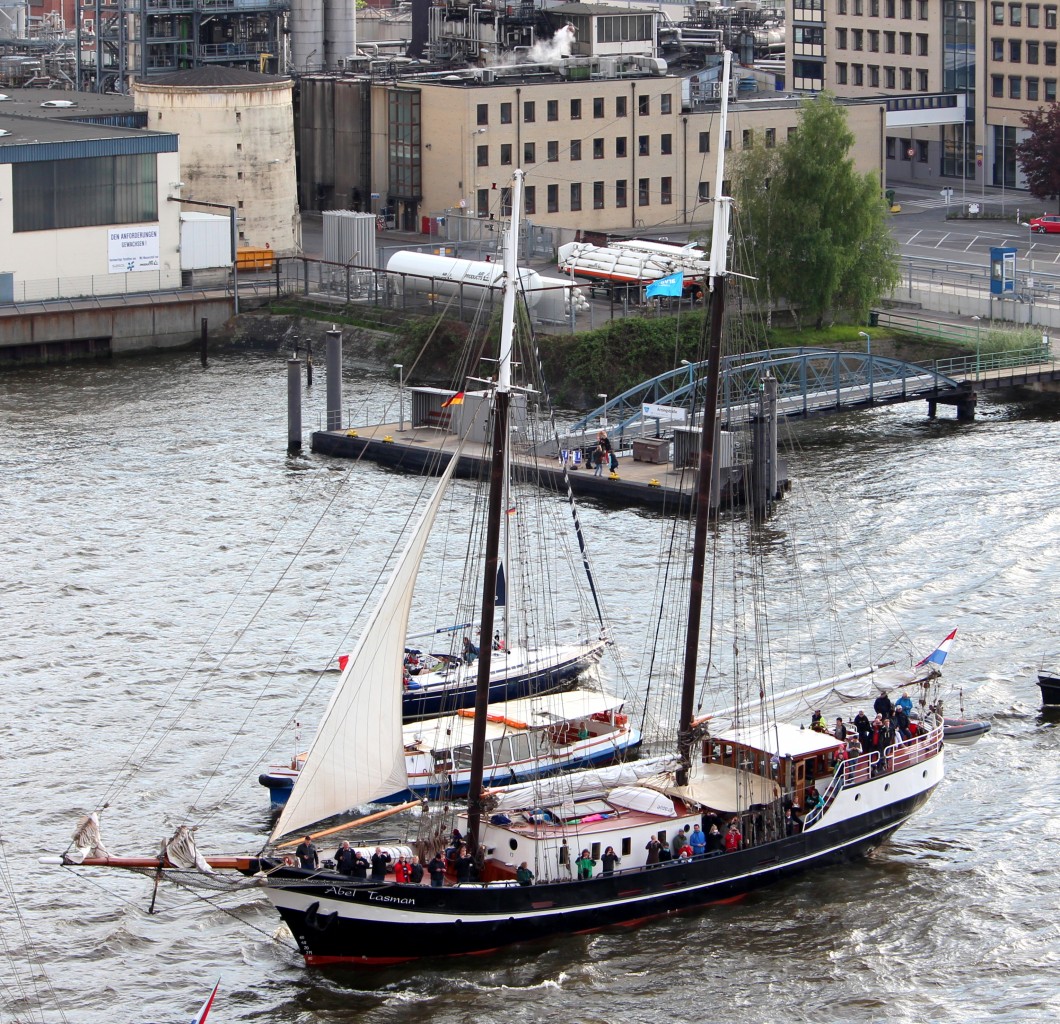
top-left (990, 2), bottom-right (1057, 28)
top-left (836, 0), bottom-right (929, 17)
top-left (476, 93), bottom-right (673, 127)
top-left (989, 38), bottom-right (1059, 65)
top-left (835, 62), bottom-right (929, 90)
top-left (476, 135), bottom-right (674, 166)
top-left (696, 126), bottom-right (788, 153)
top-left (990, 73), bottom-right (1058, 100)
top-left (835, 28), bottom-right (929, 55)
top-left (478, 178), bottom-right (677, 216)
top-left (885, 137), bottom-right (930, 162)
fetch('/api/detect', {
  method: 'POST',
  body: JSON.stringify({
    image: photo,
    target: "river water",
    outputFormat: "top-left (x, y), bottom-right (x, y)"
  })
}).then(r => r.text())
top-left (1, 351), bottom-right (1058, 1024)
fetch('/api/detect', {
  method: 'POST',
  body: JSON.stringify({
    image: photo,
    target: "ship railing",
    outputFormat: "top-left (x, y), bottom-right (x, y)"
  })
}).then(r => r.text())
top-left (805, 722), bottom-right (943, 828)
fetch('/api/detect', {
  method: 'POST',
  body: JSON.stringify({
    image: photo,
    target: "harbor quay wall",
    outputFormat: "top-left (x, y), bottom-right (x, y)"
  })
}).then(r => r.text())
top-left (0, 297), bottom-right (237, 365)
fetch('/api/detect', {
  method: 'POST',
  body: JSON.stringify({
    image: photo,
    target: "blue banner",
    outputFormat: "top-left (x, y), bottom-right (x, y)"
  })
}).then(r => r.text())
top-left (645, 271), bottom-right (685, 298)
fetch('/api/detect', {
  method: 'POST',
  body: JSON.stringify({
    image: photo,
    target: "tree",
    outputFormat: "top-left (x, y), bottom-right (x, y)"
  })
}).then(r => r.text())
top-left (733, 94), bottom-right (900, 329)
top-left (1015, 103), bottom-right (1060, 210)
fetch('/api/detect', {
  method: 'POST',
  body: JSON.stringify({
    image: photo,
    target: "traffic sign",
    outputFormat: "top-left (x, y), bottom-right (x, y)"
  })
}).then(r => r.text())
top-left (906, 147), bottom-right (915, 158)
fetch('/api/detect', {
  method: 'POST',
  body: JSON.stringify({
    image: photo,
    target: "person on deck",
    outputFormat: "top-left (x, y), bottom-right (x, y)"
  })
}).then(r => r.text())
top-left (409, 855), bottom-right (424, 885)
top-left (706, 824), bottom-right (724, 855)
top-left (394, 855), bottom-right (410, 883)
top-left (810, 709), bottom-right (828, 732)
top-left (896, 691), bottom-right (914, 716)
top-left (351, 849), bottom-right (369, 879)
top-left (428, 852), bottom-right (447, 887)
top-left (576, 849), bottom-right (596, 880)
top-left (295, 835), bottom-right (319, 870)
top-left (874, 691), bottom-right (894, 720)
top-left (834, 717), bottom-right (848, 741)
top-left (334, 841), bottom-right (355, 875)
top-left (370, 847), bottom-right (392, 881)
top-left (724, 821), bottom-right (742, 852)
top-left (689, 824), bottom-right (707, 858)
top-left (454, 845), bottom-right (474, 883)
top-left (671, 826), bottom-right (689, 859)
top-left (601, 846), bottom-right (621, 875)
top-left (516, 861), bottom-right (534, 886)
top-left (645, 836), bottom-right (663, 864)
top-left (854, 710), bottom-right (871, 751)
top-left (462, 637), bottom-right (478, 665)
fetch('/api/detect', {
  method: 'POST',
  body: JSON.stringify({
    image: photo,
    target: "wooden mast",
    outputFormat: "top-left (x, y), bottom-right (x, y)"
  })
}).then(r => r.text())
top-left (678, 51), bottom-right (733, 787)
top-left (465, 169), bottom-right (524, 851)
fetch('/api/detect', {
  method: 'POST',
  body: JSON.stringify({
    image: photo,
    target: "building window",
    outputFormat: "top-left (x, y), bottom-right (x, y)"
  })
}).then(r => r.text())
top-left (1028, 40), bottom-right (1040, 63)
top-left (885, 30), bottom-right (895, 52)
top-left (638, 177), bottom-right (649, 206)
top-left (547, 100), bottom-right (558, 121)
top-left (1028, 76), bottom-right (1040, 99)
top-left (917, 69), bottom-right (928, 90)
top-left (742, 129), bottom-right (753, 149)
top-left (1047, 4), bottom-right (1057, 27)
top-left (917, 0), bottom-right (928, 16)
top-left (765, 127), bottom-right (776, 147)
top-left (837, 27), bottom-right (848, 49)
top-left (524, 101), bottom-right (535, 123)
top-left (992, 2), bottom-right (1004, 22)
top-left (900, 32), bottom-right (912, 54)
top-left (916, 140), bottom-right (928, 162)
top-left (547, 140), bottom-right (558, 162)
top-left (661, 176), bottom-right (672, 204)
top-left (1048, 41), bottom-right (1058, 64)
top-left (387, 88), bottom-right (421, 199)
top-left (13, 153), bottom-right (158, 232)
top-left (500, 102), bottom-right (512, 124)
top-left (991, 74), bottom-right (1004, 96)
top-left (593, 180), bottom-right (605, 209)
top-left (1046, 77), bottom-right (1057, 100)
top-left (900, 139), bottom-right (911, 161)
top-left (477, 145), bottom-right (488, 167)
top-left (901, 0), bottom-right (911, 15)
top-left (838, 0), bottom-right (847, 10)
top-left (477, 104), bottom-right (488, 126)
top-left (638, 95), bottom-right (650, 115)
top-left (1028, 1), bottom-right (1041, 24)
top-left (616, 95), bottom-right (627, 117)
top-left (1010, 39), bottom-right (1022, 62)
top-left (616, 179), bottom-right (627, 207)
top-left (500, 143), bottom-right (512, 165)
top-left (639, 135), bottom-right (649, 156)
top-left (724, 130), bottom-right (732, 150)
top-left (697, 181), bottom-right (710, 201)
top-left (788, 127), bottom-right (798, 140)
top-left (886, 0), bottom-right (895, 14)
top-left (661, 94), bottom-right (672, 114)
top-left (570, 98), bottom-right (582, 119)
top-left (870, 65), bottom-right (880, 87)
top-left (869, 30), bottom-right (880, 52)
top-left (991, 37), bottom-right (1004, 60)
top-left (1010, 2), bottom-right (1022, 24)
top-left (570, 182), bottom-right (581, 211)
top-left (871, 0), bottom-right (879, 14)
top-left (886, 136), bottom-right (896, 159)
top-left (885, 66), bottom-right (896, 88)
top-left (698, 131), bottom-right (710, 152)
top-left (853, 29), bottom-right (864, 50)
top-left (854, 64), bottom-right (864, 85)
top-left (500, 186), bottom-right (512, 217)
top-left (547, 183), bottom-right (558, 212)
top-left (570, 139), bottom-right (582, 160)
top-left (593, 138), bottom-right (605, 159)
top-left (525, 185), bottom-right (536, 215)
top-left (524, 142), bottom-right (535, 164)
top-left (901, 67), bottom-right (912, 88)
top-left (1010, 75), bottom-right (1022, 98)
top-left (837, 62), bottom-right (848, 84)
top-left (477, 188), bottom-right (489, 218)
top-left (916, 33), bottom-right (928, 55)
top-left (593, 97), bottom-right (604, 118)
top-left (661, 133), bottom-right (672, 155)
top-left (616, 137), bottom-right (627, 158)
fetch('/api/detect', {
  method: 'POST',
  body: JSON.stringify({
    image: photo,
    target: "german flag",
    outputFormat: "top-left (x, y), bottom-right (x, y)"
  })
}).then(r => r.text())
top-left (441, 391), bottom-right (465, 408)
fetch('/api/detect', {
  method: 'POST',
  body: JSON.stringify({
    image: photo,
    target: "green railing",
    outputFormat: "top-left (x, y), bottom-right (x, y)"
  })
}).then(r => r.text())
top-left (933, 347), bottom-right (1057, 380)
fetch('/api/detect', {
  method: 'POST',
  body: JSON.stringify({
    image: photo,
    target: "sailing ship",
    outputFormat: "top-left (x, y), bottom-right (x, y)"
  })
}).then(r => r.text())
top-left (52, 53), bottom-right (947, 967)
top-left (258, 686), bottom-right (641, 806)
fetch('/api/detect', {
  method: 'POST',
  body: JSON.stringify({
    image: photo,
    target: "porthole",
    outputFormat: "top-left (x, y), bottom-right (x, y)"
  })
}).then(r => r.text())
top-left (923, 769), bottom-right (928, 778)
top-left (509, 838), bottom-right (518, 851)
top-left (884, 783), bottom-right (890, 792)
top-left (854, 793), bottom-right (861, 801)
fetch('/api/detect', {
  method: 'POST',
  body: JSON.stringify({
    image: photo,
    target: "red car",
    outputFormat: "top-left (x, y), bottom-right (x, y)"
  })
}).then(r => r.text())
top-left (1029, 214), bottom-right (1060, 233)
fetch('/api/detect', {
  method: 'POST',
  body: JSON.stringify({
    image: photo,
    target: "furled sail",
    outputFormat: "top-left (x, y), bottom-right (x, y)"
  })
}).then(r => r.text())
top-left (271, 455), bottom-right (461, 841)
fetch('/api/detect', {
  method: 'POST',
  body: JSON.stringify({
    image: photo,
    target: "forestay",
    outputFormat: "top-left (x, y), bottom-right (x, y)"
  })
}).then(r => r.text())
top-left (271, 454), bottom-right (461, 841)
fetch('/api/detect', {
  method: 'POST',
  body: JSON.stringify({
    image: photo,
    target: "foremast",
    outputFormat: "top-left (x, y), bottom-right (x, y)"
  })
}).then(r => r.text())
top-left (677, 51), bottom-right (733, 787)
top-left (465, 169), bottom-right (524, 850)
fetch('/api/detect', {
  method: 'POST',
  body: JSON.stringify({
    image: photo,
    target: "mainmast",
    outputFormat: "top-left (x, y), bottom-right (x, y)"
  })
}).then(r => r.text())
top-left (465, 169), bottom-right (523, 849)
top-left (677, 51), bottom-right (733, 787)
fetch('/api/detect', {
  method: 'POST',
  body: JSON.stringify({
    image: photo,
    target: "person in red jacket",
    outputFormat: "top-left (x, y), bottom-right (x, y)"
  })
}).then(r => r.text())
top-left (724, 820), bottom-right (742, 852)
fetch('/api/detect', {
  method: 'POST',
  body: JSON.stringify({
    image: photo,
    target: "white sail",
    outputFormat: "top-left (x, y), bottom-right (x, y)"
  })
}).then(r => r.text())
top-left (271, 455), bottom-right (461, 840)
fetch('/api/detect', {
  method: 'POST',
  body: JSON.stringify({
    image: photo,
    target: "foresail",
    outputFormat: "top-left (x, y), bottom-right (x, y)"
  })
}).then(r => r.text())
top-left (271, 455), bottom-right (461, 841)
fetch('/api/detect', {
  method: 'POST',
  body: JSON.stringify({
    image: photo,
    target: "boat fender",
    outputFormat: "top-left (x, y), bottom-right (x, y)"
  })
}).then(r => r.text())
top-left (304, 900), bottom-right (338, 932)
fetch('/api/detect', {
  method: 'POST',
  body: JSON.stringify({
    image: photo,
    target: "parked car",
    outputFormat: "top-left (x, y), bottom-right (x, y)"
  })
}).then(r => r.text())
top-left (1028, 214), bottom-right (1060, 234)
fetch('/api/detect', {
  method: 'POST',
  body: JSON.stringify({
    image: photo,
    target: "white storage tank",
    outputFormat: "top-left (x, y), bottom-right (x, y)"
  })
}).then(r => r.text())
top-left (180, 213), bottom-right (232, 270)
top-left (386, 251), bottom-right (544, 309)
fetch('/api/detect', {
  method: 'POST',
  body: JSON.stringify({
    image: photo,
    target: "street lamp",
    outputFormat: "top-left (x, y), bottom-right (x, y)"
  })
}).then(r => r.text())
top-left (597, 393), bottom-right (608, 429)
top-left (971, 316), bottom-right (981, 380)
top-left (858, 332), bottom-right (873, 402)
top-left (394, 363), bottom-right (405, 430)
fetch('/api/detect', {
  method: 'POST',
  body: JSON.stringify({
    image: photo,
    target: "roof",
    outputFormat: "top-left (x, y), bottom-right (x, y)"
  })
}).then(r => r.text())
top-left (712, 720), bottom-right (843, 759)
top-left (547, 3), bottom-right (656, 14)
top-left (142, 67), bottom-right (291, 89)
top-left (403, 687), bottom-right (627, 748)
top-left (0, 111), bottom-right (177, 162)
top-left (0, 88), bottom-right (137, 121)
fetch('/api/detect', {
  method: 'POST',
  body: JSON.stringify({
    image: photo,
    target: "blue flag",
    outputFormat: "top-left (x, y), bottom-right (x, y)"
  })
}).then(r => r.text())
top-left (645, 271), bottom-right (685, 298)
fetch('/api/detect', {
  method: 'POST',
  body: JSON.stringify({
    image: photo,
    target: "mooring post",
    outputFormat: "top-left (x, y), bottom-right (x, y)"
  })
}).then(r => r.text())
top-left (306, 339), bottom-right (313, 387)
top-left (200, 318), bottom-right (208, 368)
top-left (287, 357), bottom-right (302, 452)
top-left (325, 326), bottom-right (343, 430)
